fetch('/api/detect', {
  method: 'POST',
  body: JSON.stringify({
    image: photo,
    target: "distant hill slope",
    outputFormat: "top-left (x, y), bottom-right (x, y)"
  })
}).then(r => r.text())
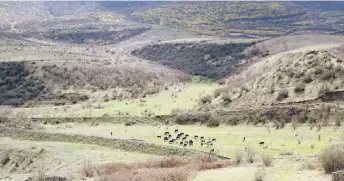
top-left (129, 2), bottom-right (344, 37)
top-left (0, 2), bottom-right (101, 23)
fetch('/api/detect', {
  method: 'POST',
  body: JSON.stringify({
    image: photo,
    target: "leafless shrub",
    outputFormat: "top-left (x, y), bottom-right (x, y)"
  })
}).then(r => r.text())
top-left (36, 164), bottom-right (45, 181)
top-left (261, 154), bottom-right (273, 167)
top-left (253, 168), bottom-right (266, 181)
top-left (234, 149), bottom-right (244, 165)
top-left (82, 159), bottom-right (94, 178)
top-left (246, 146), bottom-right (257, 163)
top-left (319, 144), bottom-right (344, 173)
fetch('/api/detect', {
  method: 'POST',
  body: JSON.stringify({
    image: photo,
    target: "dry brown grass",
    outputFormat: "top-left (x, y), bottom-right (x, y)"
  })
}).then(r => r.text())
top-left (319, 144), bottom-right (344, 173)
top-left (88, 156), bottom-right (232, 181)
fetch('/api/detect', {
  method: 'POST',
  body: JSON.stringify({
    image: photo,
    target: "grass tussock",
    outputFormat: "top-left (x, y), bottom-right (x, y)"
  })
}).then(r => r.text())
top-left (319, 144), bottom-right (344, 173)
top-left (88, 156), bottom-right (232, 181)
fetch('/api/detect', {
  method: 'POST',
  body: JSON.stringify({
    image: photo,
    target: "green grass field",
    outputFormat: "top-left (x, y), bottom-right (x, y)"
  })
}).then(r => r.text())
top-left (44, 123), bottom-right (341, 158)
top-left (79, 82), bottom-right (218, 117)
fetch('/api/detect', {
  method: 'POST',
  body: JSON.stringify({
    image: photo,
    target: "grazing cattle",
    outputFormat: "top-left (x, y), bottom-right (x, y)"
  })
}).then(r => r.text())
top-left (164, 132), bottom-right (169, 136)
top-left (183, 143), bottom-right (188, 147)
top-left (189, 140), bottom-right (193, 146)
top-left (157, 135), bottom-right (161, 139)
top-left (194, 135), bottom-right (198, 139)
top-left (182, 137), bottom-right (186, 141)
top-left (201, 140), bottom-right (205, 144)
top-left (175, 129), bottom-right (178, 133)
top-left (164, 137), bottom-right (168, 142)
top-left (185, 134), bottom-right (189, 138)
top-left (180, 142), bottom-right (183, 145)
top-left (210, 149), bottom-right (215, 153)
top-left (176, 136), bottom-right (180, 140)
top-left (200, 142), bottom-right (204, 146)
top-left (180, 133), bottom-right (184, 136)
top-left (259, 141), bottom-right (264, 145)
top-left (110, 132), bottom-right (112, 136)
top-left (169, 140), bottom-right (174, 144)
top-left (243, 137), bottom-right (245, 142)
top-left (212, 139), bottom-right (216, 142)
top-left (210, 143), bottom-right (213, 147)
top-left (200, 136), bottom-right (204, 140)
top-left (168, 135), bottom-right (172, 138)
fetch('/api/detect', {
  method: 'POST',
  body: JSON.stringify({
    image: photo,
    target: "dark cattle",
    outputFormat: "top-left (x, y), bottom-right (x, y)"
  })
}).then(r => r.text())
top-left (243, 137), bottom-right (245, 142)
top-left (201, 140), bottom-right (205, 143)
top-left (183, 143), bottom-right (188, 147)
top-left (194, 135), bottom-right (198, 139)
top-left (189, 140), bottom-right (193, 146)
top-left (210, 149), bottom-right (215, 153)
top-left (259, 141), bottom-right (264, 145)
top-left (180, 142), bottom-right (183, 145)
top-left (157, 135), bottom-right (161, 139)
top-left (169, 140), bottom-right (174, 144)
top-left (164, 137), bottom-right (168, 141)
top-left (185, 134), bottom-right (189, 138)
top-left (176, 136), bottom-right (180, 140)
top-left (210, 143), bottom-right (213, 147)
top-left (182, 137), bottom-right (186, 141)
top-left (200, 142), bottom-right (204, 146)
top-left (212, 139), bottom-right (216, 142)
top-left (200, 136), bottom-right (204, 140)
top-left (110, 132), bottom-right (112, 136)
top-left (164, 132), bottom-right (169, 136)
top-left (180, 133), bottom-right (184, 136)
top-left (168, 135), bottom-right (172, 138)
top-left (175, 129), bottom-right (178, 133)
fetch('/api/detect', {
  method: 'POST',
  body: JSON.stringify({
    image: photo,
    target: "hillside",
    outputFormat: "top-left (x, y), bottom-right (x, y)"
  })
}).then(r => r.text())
top-left (130, 2), bottom-right (344, 37)
top-left (197, 35), bottom-right (344, 110)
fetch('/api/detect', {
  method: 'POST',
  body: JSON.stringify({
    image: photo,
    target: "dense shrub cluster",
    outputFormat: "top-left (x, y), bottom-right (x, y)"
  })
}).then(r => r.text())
top-left (0, 62), bottom-right (45, 106)
top-left (132, 42), bottom-right (257, 79)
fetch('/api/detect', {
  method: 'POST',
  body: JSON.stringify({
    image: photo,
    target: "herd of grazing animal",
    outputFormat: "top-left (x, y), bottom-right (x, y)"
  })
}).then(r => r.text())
top-left (156, 129), bottom-right (217, 148)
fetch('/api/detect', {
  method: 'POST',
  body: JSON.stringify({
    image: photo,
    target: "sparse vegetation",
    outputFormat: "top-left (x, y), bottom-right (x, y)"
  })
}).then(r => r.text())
top-left (87, 156), bottom-right (232, 181)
